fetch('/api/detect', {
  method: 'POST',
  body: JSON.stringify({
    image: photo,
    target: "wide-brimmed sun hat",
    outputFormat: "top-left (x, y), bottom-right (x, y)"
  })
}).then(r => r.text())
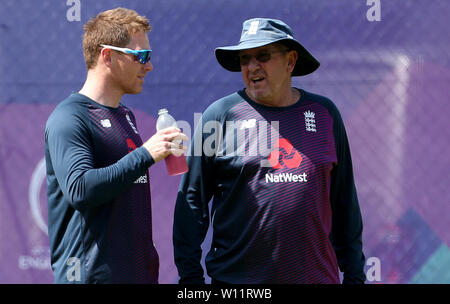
top-left (215, 18), bottom-right (320, 76)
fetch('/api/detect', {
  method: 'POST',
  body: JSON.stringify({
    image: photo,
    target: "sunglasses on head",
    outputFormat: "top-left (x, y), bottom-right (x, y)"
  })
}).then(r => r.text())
top-left (238, 49), bottom-right (290, 66)
top-left (100, 44), bottom-right (152, 64)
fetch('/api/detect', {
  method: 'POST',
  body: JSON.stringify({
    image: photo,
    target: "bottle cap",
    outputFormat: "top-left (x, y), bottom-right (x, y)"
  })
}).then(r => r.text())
top-left (158, 108), bottom-right (168, 115)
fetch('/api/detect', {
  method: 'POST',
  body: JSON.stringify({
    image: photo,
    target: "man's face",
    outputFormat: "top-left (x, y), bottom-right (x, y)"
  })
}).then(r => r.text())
top-left (240, 44), bottom-right (295, 105)
top-left (109, 31), bottom-right (153, 95)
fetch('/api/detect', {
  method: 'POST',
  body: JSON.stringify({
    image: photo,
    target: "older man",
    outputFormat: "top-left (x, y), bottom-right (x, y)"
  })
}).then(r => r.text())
top-left (173, 18), bottom-right (365, 284)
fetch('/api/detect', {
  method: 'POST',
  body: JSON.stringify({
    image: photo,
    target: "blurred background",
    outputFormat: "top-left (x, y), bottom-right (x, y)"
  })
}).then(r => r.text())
top-left (0, 0), bottom-right (449, 284)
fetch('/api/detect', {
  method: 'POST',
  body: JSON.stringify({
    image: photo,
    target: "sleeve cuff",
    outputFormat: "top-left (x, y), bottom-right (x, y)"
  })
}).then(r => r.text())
top-left (137, 146), bottom-right (155, 167)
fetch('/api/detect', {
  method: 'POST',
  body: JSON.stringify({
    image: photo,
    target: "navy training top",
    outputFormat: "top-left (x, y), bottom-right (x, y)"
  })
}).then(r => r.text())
top-left (173, 88), bottom-right (365, 284)
top-left (45, 92), bottom-right (158, 283)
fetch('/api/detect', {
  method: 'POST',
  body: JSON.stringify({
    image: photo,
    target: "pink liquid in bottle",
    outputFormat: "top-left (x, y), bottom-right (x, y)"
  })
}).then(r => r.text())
top-left (156, 108), bottom-right (189, 176)
top-left (165, 153), bottom-right (188, 176)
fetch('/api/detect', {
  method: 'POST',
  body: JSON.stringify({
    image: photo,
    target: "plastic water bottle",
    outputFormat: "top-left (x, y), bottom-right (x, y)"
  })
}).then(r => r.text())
top-left (156, 108), bottom-right (188, 176)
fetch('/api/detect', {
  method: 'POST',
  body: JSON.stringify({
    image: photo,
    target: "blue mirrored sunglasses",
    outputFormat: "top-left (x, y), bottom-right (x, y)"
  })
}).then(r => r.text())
top-left (100, 44), bottom-right (152, 64)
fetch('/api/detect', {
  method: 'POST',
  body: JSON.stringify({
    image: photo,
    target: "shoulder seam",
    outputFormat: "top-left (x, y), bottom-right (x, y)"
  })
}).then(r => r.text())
top-left (204, 92), bottom-right (244, 122)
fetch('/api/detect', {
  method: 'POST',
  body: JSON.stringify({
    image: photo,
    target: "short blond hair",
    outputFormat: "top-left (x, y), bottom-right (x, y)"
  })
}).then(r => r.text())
top-left (82, 7), bottom-right (151, 69)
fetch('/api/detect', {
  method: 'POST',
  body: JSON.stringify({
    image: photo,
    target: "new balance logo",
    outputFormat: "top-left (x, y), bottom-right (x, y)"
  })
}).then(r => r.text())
top-left (239, 119), bottom-right (256, 130)
top-left (100, 119), bottom-right (111, 128)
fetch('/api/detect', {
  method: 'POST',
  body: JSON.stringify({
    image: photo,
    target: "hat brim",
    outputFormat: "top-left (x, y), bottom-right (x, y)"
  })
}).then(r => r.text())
top-left (215, 38), bottom-right (319, 76)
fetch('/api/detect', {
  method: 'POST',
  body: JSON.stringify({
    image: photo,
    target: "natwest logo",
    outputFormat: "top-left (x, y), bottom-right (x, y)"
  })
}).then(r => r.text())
top-left (265, 172), bottom-right (307, 183)
top-left (267, 138), bottom-right (302, 169)
top-left (265, 138), bottom-right (307, 183)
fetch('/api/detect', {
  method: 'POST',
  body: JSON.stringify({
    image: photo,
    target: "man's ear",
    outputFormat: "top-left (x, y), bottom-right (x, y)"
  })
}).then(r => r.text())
top-left (100, 48), bottom-right (112, 67)
top-left (287, 50), bottom-right (298, 74)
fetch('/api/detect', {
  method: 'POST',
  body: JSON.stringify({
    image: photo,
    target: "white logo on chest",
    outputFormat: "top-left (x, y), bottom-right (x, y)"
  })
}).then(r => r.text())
top-left (100, 119), bottom-right (111, 128)
top-left (304, 110), bottom-right (317, 132)
top-left (240, 119), bottom-right (257, 130)
top-left (126, 114), bottom-right (139, 134)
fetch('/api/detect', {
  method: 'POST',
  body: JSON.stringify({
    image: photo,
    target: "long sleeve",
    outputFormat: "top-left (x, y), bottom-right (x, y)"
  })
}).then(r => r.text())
top-left (173, 114), bottom-right (216, 284)
top-left (45, 106), bottom-right (154, 212)
top-left (329, 106), bottom-right (366, 284)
